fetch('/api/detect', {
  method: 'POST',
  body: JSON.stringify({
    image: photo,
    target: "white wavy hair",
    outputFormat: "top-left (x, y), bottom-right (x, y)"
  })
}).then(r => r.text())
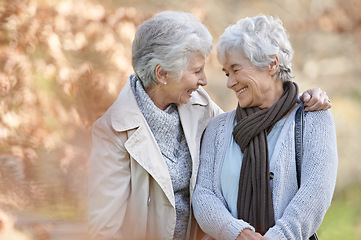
top-left (132, 11), bottom-right (213, 89)
top-left (217, 15), bottom-right (294, 82)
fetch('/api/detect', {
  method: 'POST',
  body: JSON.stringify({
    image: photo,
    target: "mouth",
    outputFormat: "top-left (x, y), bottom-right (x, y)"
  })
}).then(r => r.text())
top-left (236, 87), bottom-right (248, 95)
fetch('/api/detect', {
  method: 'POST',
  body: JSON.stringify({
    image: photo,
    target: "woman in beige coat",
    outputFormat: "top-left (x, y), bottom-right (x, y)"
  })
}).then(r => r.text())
top-left (88, 11), bottom-right (331, 240)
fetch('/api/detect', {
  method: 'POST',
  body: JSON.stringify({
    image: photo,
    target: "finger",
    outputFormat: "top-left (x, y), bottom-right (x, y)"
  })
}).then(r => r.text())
top-left (305, 100), bottom-right (323, 112)
top-left (305, 96), bottom-right (333, 111)
top-left (321, 92), bottom-right (332, 110)
top-left (320, 90), bottom-right (327, 101)
top-left (315, 91), bottom-right (327, 110)
top-left (304, 88), bottom-right (324, 106)
top-left (317, 91), bottom-right (332, 110)
top-left (300, 91), bottom-right (311, 103)
top-left (323, 97), bottom-right (332, 110)
top-left (304, 94), bottom-right (320, 108)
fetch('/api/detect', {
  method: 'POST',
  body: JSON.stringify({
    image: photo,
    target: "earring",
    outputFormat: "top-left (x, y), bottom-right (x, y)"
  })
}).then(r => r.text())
top-left (164, 82), bottom-right (167, 85)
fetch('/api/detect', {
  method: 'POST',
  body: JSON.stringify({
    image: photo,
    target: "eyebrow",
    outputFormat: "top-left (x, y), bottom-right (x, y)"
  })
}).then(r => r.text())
top-left (190, 64), bottom-right (204, 71)
top-left (222, 63), bottom-right (242, 72)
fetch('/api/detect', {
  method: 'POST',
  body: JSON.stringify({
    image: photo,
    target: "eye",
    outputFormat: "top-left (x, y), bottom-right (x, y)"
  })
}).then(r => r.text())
top-left (234, 68), bottom-right (242, 74)
top-left (195, 67), bottom-right (204, 74)
top-left (225, 73), bottom-right (229, 77)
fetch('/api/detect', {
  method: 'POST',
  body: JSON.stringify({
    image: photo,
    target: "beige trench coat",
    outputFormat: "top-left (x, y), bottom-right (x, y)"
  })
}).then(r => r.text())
top-left (88, 77), bottom-right (222, 240)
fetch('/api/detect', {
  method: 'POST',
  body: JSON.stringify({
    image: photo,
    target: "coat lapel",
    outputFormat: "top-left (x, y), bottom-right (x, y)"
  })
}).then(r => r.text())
top-left (124, 127), bottom-right (175, 207)
top-left (110, 79), bottom-right (175, 207)
top-left (178, 90), bottom-right (210, 197)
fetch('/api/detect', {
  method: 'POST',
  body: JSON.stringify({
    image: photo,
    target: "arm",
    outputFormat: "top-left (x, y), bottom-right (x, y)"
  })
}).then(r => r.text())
top-left (265, 110), bottom-right (338, 239)
top-left (300, 88), bottom-right (332, 111)
top-left (192, 114), bottom-right (255, 240)
top-left (88, 115), bottom-right (130, 240)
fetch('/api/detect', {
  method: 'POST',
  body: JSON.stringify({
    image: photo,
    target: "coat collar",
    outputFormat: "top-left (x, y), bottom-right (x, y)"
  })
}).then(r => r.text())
top-left (110, 78), bottom-right (142, 132)
top-left (110, 76), bottom-right (208, 132)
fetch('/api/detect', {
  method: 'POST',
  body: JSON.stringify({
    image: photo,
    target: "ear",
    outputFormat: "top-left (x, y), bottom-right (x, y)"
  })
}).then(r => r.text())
top-left (269, 55), bottom-right (279, 76)
top-left (155, 64), bottom-right (168, 84)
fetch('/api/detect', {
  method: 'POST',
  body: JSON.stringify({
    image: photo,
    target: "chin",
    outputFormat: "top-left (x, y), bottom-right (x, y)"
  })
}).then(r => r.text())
top-left (181, 99), bottom-right (191, 105)
top-left (181, 96), bottom-right (192, 104)
top-left (238, 101), bottom-right (248, 108)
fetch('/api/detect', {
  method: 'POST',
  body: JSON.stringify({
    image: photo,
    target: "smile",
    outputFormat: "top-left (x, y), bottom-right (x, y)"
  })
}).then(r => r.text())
top-left (236, 87), bottom-right (248, 95)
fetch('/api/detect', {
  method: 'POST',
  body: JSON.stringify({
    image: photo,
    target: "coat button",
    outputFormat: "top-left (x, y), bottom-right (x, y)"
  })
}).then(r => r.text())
top-left (269, 172), bottom-right (274, 180)
top-left (147, 196), bottom-right (151, 206)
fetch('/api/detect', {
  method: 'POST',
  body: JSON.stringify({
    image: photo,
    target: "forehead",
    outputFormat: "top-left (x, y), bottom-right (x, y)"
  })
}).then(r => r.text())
top-left (222, 51), bottom-right (250, 70)
top-left (187, 52), bottom-right (206, 69)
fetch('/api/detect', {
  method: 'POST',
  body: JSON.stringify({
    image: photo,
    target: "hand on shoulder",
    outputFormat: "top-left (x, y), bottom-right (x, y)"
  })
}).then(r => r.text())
top-left (300, 88), bottom-right (332, 112)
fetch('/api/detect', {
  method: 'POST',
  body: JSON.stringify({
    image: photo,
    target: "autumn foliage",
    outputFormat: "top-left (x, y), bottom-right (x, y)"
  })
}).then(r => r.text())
top-left (0, 0), bottom-right (153, 238)
top-left (1, 0), bottom-right (361, 239)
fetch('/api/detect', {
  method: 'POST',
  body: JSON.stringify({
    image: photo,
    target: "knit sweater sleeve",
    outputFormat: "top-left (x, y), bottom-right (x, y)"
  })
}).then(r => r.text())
top-left (264, 110), bottom-right (338, 239)
top-left (192, 112), bottom-right (255, 240)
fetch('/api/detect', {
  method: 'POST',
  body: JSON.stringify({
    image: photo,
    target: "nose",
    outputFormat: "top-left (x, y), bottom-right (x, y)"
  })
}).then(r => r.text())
top-left (198, 72), bottom-right (207, 86)
top-left (227, 74), bottom-right (237, 89)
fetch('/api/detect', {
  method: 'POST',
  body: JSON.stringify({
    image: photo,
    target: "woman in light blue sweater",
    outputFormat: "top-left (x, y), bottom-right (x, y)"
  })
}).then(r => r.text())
top-left (192, 15), bottom-right (338, 240)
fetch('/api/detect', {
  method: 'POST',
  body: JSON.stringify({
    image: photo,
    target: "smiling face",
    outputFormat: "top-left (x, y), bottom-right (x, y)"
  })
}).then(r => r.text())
top-left (222, 51), bottom-right (283, 109)
top-left (149, 52), bottom-right (207, 110)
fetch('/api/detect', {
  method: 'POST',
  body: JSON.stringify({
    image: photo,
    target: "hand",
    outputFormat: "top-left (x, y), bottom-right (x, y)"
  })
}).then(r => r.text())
top-left (236, 229), bottom-right (269, 240)
top-left (300, 88), bottom-right (332, 112)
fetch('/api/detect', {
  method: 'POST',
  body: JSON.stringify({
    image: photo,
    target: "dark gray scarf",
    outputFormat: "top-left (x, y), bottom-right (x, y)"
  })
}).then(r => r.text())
top-left (233, 81), bottom-right (299, 234)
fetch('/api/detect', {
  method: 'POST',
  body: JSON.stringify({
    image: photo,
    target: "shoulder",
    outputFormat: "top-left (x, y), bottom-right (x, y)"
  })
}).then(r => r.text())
top-left (302, 109), bottom-right (337, 146)
top-left (204, 110), bottom-right (235, 135)
top-left (209, 110), bottom-right (235, 125)
top-left (304, 109), bottom-right (335, 129)
top-left (92, 109), bottom-right (112, 134)
top-left (91, 109), bottom-right (125, 148)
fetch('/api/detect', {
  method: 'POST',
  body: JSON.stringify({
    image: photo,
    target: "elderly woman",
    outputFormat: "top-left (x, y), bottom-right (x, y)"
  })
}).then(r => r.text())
top-left (88, 11), bottom-right (332, 240)
top-left (192, 15), bottom-right (338, 240)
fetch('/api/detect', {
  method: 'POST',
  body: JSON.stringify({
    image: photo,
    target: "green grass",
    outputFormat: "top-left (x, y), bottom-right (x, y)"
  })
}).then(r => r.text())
top-left (318, 184), bottom-right (361, 239)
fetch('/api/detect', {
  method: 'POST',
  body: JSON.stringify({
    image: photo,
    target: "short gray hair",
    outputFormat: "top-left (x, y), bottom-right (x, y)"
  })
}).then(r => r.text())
top-left (216, 15), bottom-right (294, 82)
top-left (132, 11), bottom-right (213, 89)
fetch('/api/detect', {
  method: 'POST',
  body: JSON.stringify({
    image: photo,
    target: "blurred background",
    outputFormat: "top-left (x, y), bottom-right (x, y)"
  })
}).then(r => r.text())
top-left (0, 0), bottom-right (360, 239)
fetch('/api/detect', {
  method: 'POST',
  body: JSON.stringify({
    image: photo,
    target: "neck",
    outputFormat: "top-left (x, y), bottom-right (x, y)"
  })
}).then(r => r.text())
top-left (145, 85), bottom-right (170, 110)
top-left (258, 80), bottom-right (284, 110)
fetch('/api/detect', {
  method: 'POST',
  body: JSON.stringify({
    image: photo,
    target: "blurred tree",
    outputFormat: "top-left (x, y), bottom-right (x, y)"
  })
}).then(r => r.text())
top-left (0, 0), bottom-right (360, 239)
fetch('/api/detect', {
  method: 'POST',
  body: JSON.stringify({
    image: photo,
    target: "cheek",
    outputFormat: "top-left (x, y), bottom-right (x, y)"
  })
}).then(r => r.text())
top-left (181, 76), bottom-right (196, 89)
top-left (172, 81), bottom-right (190, 99)
top-left (244, 73), bottom-right (262, 89)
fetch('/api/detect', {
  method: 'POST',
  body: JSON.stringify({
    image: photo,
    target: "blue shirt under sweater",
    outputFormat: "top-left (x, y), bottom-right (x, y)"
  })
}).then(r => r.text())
top-left (221, 117), bottom-right (286, 218)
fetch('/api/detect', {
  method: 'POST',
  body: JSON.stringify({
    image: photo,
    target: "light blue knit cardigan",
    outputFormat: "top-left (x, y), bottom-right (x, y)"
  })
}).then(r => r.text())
top-left (192, 105), bottom-right (338, 240)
